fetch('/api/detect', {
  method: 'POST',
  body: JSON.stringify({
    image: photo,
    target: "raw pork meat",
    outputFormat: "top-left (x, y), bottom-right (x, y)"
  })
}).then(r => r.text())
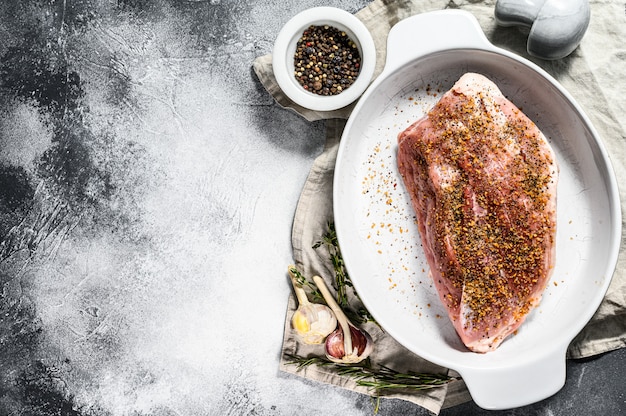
top-left (397, 73), bottom-right (558, 352)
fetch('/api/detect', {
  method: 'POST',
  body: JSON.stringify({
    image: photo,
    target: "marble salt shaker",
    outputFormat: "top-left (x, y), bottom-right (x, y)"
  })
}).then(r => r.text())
top-left (495, 0), bottom-right (591, 60)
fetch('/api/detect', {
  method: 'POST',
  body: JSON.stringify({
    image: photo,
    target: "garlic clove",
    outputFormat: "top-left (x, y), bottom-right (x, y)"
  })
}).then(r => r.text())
top-left (325, 322), bottom-right (373, 363)
top-left (292, 303), bottom-right (337, 345)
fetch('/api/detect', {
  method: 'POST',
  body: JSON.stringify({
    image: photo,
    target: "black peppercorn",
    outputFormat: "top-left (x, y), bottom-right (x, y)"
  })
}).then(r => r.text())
top-left (294, 25), bottom-right (362, 96)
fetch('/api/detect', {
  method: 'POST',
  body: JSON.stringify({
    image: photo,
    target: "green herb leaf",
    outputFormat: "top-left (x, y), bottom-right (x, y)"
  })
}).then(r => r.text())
top-left (285, 354), bottom-right (458, 394)
top-left (288, 265), bottom-right (324, 303)
top-left (313, 222), bottom-right (377, 325)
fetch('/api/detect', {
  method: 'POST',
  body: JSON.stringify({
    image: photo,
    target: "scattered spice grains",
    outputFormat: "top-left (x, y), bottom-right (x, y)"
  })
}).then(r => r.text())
top-left (294, 25), bottom-right (361, 96)
top-left (357, 87), bottom-right (449, 316)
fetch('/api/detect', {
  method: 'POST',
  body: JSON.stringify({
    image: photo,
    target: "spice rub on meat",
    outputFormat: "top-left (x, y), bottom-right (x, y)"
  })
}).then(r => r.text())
top-left (397, 73), bottom-right (558, 353)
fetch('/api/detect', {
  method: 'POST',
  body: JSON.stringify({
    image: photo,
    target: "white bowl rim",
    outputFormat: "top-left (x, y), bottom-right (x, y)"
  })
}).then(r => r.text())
top-left (272, 7), bottom-right (376, 112)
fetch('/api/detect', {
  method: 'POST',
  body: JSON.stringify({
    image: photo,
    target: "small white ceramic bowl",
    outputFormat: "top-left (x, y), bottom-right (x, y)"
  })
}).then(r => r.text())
top-left (272, 7), bottom-right (376, 112)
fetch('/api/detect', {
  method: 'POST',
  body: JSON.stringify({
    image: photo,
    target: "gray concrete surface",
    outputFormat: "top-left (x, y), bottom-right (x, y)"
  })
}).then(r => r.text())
top-left (0, 0), bottom-right (623, 415)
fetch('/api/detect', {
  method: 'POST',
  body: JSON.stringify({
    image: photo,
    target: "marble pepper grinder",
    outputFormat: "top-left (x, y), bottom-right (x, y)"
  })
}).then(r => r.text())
top-left (495, 0), bottom-right (590, 60)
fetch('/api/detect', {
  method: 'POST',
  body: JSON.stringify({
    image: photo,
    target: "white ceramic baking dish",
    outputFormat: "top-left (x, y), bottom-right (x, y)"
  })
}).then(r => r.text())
top-left (333, 10), bottom-right (621, 410)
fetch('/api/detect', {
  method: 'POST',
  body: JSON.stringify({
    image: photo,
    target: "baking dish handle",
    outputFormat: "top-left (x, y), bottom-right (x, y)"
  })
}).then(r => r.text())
top-left (459, 346), bottom-right (567, 410)
top-left (384, 10), bottom-right (494, 74)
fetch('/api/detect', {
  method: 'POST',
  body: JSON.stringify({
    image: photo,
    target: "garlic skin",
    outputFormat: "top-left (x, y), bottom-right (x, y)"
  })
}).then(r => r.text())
top-left (292, 303), bottom-right (337, 345)
top-left (288, 266), bottom-right (337, 345)
top-left (325, 323), bottom-right (374, 363)
top-left (313, 275), bottom-right (374, 364)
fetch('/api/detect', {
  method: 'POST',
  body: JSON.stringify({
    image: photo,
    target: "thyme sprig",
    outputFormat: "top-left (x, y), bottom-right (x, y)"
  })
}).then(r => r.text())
top-left (286, 354), bottom-right (458, 393)
top-left (313, 222), bottom-right (351, 308)
top-left (287, 265), bottom-right (324, 303)
top-left (313, 222), bottom-right (377, 325)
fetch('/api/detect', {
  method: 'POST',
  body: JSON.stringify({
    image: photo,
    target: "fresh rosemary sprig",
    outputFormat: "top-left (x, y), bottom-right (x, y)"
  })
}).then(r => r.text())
top-left (286, 354), bottom-right (458, 393)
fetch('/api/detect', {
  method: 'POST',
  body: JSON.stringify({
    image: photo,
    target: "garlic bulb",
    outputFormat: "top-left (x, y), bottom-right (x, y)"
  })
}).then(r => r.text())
top-left (325, 322), bottom-right (373, 364)
top-left (292, 303), bottom-right (337, 344)
top-left (313, 275), bottom-right (373, 364)
top-left (288, 266), bottom-right (337, 344)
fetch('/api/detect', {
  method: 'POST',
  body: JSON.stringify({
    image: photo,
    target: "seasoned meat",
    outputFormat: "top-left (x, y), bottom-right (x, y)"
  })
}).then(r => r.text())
top-left (397, 73), bottom-right (558, 352)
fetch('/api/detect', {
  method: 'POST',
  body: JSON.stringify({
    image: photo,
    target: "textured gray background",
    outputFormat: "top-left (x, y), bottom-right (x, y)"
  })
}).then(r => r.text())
top-left (0, 0), bottom-right (623, 415)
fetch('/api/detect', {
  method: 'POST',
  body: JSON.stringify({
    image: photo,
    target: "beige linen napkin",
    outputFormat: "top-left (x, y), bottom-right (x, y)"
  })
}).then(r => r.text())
top-left (255, 0), bottom-right (626, 412)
